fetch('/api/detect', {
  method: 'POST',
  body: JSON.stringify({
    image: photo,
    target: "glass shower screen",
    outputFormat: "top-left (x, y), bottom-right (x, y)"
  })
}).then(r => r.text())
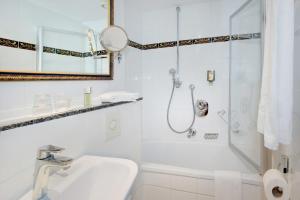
top-left (229, 0), bottom-right (263, 171)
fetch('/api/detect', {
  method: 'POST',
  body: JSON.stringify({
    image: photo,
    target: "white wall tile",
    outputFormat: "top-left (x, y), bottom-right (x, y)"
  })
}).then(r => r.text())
top-left (242, 184), bottom-right (263, 200)
top-left (197, 179), bottom-right (214, 196)
top-left (143, 172), bottom-right (171, 187)
top-left (143, 185), bottom-right (171, 200)
top-left (171, 190), bottom-right (198, 200)
top-left (136, 170), bottom-right (262, 200)
top-left (171, 175), bottom-right (199, 193)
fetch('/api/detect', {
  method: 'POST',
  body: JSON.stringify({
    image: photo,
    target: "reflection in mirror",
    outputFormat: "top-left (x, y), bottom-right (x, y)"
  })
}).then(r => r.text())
top-left (88, 29), bottom-right (98, 56)
top-left (0, 0), bottom-right (113, 77)
top-left (100, 25), bottom-right (129, 52)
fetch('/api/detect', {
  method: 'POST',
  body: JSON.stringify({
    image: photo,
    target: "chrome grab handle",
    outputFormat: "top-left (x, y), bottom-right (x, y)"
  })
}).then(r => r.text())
top-left (37, 145), bottom-right (65, 159)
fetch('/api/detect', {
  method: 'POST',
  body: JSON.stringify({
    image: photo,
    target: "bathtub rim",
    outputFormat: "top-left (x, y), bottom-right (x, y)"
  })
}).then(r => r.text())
top-left (141, 162), bottom-right (262, 186)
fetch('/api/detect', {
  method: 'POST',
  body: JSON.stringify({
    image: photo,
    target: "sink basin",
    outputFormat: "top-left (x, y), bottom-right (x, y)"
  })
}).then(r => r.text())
top-left (20, 155), bottom-right (138, 200)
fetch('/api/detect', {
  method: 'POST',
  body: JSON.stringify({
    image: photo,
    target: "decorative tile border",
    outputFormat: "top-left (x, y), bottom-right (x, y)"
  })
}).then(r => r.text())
top-left (0, 71), bottom-right (112, 81)
top-left (0, 37), bottom-right (108, 58)
top-left (129, 32), bottom-right (261, 50)
top-left (19, 42), bottom-right (36, 51)
top-left (0, 97), bottom-right (143, 132)
top-left (43, 46), bottom-right (56, 54)
top-left (0, 38), bottom-right (18, 48)
top-left (0, 33), bottom-right (261, 57)
top-left (128, 40), bottom-right (144, 50)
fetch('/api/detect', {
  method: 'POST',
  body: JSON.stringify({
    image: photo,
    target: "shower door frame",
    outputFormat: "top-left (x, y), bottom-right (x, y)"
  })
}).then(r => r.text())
top-left (228, 0), bottom-right (266, 173)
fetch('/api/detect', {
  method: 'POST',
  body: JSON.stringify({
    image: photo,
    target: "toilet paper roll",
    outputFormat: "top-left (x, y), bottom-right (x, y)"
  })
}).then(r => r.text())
top-left (263, 169), bottom-right (289, 200)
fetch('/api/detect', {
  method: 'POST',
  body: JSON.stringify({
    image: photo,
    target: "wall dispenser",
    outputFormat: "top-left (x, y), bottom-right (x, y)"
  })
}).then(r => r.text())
top-left (207, 70), bottom-right (215, 84)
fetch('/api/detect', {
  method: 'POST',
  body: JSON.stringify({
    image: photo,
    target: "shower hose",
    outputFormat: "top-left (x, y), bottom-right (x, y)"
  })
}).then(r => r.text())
top-left (167, 81), bottom-right (196, 134)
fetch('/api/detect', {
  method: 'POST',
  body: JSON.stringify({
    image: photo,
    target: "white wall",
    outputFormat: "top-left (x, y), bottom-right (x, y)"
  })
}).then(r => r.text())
top-left (124, 0), bottom-right (143, 94)
top-left (0, 0), bottom-right (144, 199)
top-left (140, 0), bottom-right (258, 172)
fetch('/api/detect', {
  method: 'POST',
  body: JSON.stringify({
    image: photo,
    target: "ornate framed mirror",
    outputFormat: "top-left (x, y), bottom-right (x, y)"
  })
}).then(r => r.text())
top-left (0, 0), bottom-right (114, 81)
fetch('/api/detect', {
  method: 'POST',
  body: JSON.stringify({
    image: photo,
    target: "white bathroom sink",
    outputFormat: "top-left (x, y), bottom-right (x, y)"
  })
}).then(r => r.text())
top-left (20, 155), bottom-right (138, 200)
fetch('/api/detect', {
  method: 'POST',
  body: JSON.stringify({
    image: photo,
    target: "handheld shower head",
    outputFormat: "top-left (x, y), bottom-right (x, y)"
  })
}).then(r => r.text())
top-left (169, 68), bottom-right (182, 88)
top-left (189, 84), bottom-right (195, 90)
top-left (169, 68), bottom-right (177, 76)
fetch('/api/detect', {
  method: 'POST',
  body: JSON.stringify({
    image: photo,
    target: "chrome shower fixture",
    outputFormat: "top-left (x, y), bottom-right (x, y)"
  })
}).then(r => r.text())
top-left (169, 68), bottom-right (182, 88)
top-left (166, 6), bottom-right (196, 137)
top-left (187, 128), bottom-right (197, 138)
top-left (195, 100), bottom-right (208, 117)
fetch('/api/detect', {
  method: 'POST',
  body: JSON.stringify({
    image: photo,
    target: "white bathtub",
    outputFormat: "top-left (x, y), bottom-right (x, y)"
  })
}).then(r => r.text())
top-left (142, 141), bottom-right (258, 173)
top-left (132, 163), bottom-right (264, 200)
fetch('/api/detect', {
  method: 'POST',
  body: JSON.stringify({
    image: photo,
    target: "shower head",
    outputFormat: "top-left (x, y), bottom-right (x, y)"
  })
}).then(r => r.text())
top-left (176, 6), bottom-right (181, 12)
top-left (189, 84), bottom-right (195, 90)
top-left (169, 68), bottom-right (182, 88)
top-left (169, 68), bottom-right (177, 76)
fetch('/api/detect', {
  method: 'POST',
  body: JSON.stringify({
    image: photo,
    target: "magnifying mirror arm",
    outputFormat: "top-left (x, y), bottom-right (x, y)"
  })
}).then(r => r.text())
top-left (117, 52), bottom-right (122, 63)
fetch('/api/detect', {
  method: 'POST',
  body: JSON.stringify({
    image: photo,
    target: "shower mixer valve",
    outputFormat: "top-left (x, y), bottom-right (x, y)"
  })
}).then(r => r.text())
top-left (195, 100), bottom-right (209, 117)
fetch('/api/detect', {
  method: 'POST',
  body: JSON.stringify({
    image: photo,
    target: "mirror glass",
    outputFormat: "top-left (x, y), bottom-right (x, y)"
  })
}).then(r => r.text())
top-left (100, 26), bottom-right (128, 52)
top-left (0, 0), bottom-right (111, 76)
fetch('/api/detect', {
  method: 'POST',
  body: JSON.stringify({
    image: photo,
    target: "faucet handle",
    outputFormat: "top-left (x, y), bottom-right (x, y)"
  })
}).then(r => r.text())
top-left (37, 145), bottom-right (65, 159)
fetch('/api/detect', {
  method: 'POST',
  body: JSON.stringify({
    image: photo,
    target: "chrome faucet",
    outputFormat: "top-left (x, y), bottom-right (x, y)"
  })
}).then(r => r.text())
top-left (32, 145), bottom-right (73, 200)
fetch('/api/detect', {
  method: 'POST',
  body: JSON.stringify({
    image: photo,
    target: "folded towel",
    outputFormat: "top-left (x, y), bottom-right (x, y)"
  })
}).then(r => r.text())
top-left (98, 91), bottom-right (140, 103)
top-left (215, 171), bottom-right (242, 200)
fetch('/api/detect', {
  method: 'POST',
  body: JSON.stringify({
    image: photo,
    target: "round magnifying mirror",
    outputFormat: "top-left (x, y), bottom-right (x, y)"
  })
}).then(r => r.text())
top-left (87, 29), bottom-right (97, 55)
top-left (99, 25), bottom-right (128, 52)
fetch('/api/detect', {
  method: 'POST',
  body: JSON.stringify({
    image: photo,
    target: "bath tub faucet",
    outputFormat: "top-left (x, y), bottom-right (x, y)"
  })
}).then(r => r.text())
top-left (32, 145), bottom-right (73, 200)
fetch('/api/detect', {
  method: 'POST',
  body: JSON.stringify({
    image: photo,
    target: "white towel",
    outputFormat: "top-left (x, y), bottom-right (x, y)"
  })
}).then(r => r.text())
top-left (257, 0), bottom-right (294, 150)
top-left (214, 171), bottom-right (241, 200)
top-left (98, 91), bottom-right (140, 103)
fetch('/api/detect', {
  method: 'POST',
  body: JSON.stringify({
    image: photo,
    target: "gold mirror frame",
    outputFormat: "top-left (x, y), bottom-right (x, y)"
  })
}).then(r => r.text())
top-left (0, 0), bottom-right (114, 81)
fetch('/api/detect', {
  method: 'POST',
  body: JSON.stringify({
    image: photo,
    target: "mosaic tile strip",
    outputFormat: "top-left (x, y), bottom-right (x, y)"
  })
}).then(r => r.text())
top-left (253, 33), bottom-right (261, 39)
top-left (0, 97), bottom-right (143, 132)
top-left (0, 33), bottom-right (261, 55)
top-left (237, 33), bottom-right (253, 40)
top-left (143, 43), bottom-right (159, 50)
top-left (0, 38), bottom-right (18, 48)
top-left (158, 41), bottom-right (177, 48)
top-left (0, 37), bottom-right (105, 58)
top-left (212, 36), bottom-right (230, 43)
top-left (96, 50), bottom-right (107, 56)
top-left (230, 34), bottom-right (239, 41)
top-left (19, 42), bottom-right (36, 51)
top-left (83, 52), bottom-right (93, 57)
top-left (56, 48), bottom-right (71, 56)
top-left (193, 37), bottom-right (212, 44)
top-left (0, 71), bottom-right (112, 81)
top-left (128, 40), bottom-right (144, 50)
top-left (43, 46), bottom-right (56, 54)
top-left (129, 32), bottom-right (261, 50)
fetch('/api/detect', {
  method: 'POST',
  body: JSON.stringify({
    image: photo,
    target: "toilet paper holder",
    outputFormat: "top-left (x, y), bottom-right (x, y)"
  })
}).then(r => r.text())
top-left (278, 155), bottom-right (290, 174)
